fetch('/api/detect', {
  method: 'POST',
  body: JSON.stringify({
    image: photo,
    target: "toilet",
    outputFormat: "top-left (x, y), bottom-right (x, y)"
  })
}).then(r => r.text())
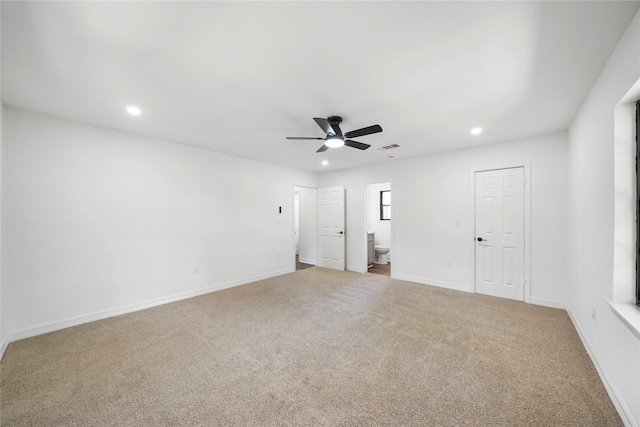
top-left (374, 246), bottom-right (390, 265)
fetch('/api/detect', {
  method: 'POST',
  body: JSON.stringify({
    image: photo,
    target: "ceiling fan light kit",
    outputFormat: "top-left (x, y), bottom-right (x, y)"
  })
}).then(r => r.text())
top-left (325, 138), bottom-right (344, 148)
top-left (286, 116), bottom-right (383, 153)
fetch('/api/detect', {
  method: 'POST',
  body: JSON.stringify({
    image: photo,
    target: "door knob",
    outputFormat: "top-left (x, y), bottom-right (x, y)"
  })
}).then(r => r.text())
top-left (477, 237), bottom-right (487, 242)
top-left (338, 231), bottom-right (344, 235)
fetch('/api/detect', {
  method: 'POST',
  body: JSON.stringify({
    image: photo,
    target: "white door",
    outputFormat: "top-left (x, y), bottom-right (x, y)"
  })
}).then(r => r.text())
top-left (318, 186), bottom-right (345, 270)
top-left (475, 167), bottom-right (525, 301)
top-left (294, 189), bottom-right (300, 255)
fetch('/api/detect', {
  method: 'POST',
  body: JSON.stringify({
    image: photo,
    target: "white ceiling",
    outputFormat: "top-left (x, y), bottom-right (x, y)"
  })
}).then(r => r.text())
top-left (3, 1), bottom-right (639, 172)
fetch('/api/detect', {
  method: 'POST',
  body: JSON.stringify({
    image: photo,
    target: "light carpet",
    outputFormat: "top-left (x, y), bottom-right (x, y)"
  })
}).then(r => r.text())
top-left (1, 268), bottom-right (622, 426)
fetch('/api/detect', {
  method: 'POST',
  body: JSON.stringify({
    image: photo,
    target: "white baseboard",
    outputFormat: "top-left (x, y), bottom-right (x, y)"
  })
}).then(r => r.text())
top-left (566, 306), bottom-right (635, 427)
top-left (3, 268), bottom-right (294, 353)
top-left (347, 264), bottom-right (367, 274)
top-left (529, 297), bottom-right (566, 310)
top-left (393, 274), bottom-right (473, 293)
top-left (0, 338), bottom-right (8, 361)
top-left (299, 257), bottom-right (317, 266)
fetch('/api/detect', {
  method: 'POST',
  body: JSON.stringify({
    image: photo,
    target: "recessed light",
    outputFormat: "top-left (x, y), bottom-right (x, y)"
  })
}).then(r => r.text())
top-left (470, 127), bottom-right (482, 135)
top-left (322, 160), bottom-right (329, 166)
top-left (126, 105), bottom-right (142, 116)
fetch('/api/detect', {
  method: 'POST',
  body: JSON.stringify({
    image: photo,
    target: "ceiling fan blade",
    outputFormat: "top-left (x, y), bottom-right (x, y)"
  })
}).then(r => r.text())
top-left (330, 122), bottom-right (343, 137)
top-left (286, 137), bottom-right (324, 140)
top-left (313, 118), bottom-right (333, 135)
top-left (316, 144), bottom-right (330, 153)
top-left (344, 139), bottom-right (371, 150)
top-left (344, 124), bottom-right (383, 139)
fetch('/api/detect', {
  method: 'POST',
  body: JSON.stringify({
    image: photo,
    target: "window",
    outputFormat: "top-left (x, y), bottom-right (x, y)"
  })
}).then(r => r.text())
top-left (610, 89), bottom-right (640, 335)
top-left (380, 190), bottom-right (391, 220)
top-left (636, 100), bottom-right (640, 306)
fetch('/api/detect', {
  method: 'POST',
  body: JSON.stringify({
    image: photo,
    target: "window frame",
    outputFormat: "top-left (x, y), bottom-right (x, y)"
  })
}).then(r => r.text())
top-left (635, 100), bottom-right (640, 306)
top-left (380, 190), bottom-right (391, 221)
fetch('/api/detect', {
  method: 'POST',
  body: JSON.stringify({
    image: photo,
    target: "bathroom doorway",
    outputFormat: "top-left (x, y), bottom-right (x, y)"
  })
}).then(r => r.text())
top-left (365, 182), bottom-right (392, 276)
top-left (294, 186), bottom-right (317, 270)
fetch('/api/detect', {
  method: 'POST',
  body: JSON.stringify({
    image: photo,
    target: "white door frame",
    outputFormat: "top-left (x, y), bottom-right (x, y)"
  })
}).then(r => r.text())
top-left (362, 180), bottom-right (394, 277)
top-left (469, 162), bottom-right (531, 303)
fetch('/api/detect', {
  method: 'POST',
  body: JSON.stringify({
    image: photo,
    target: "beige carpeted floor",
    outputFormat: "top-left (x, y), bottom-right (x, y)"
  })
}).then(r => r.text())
top-left (1, 268), bottom-right (622, 426)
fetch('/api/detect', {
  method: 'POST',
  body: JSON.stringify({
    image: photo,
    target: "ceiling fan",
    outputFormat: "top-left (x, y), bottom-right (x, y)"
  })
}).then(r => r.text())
top-left (286, 116), bottom-right (383, 153)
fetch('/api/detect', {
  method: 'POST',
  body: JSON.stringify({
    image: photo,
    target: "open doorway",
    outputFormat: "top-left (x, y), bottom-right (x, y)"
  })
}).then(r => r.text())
top-left (365, 182), bottom-right (391, 276)
top-left (294, 186), bottom-right (317, 270)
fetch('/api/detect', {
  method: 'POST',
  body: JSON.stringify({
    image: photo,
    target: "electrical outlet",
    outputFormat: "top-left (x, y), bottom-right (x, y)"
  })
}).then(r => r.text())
top-left (592, 305), bottom-right (596, 320)
top-left (278, 253), bottom-right (282, 260)
top-left (194, 266), bottom-right (200, 274)
top-left (446, 261), bottom-right (452, 269)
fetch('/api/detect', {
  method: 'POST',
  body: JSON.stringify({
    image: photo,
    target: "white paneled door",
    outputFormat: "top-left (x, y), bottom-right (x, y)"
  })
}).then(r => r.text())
top-left (475, 167), bottom-right (525, 301)
top-left (318, 186), bottom-right (345, 270)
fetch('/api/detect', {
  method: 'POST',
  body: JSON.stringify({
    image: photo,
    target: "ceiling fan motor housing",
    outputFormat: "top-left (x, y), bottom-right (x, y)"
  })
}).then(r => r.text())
top-left (327, 116), bottom-right (343, 137)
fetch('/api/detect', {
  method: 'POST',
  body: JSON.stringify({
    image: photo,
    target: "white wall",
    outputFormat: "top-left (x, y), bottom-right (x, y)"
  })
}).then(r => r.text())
top-left (366, 182), bottom-right (391, 255)
top-left (567, 9), bottom-right (640, 426)
top-left (1, 108), bottom-right (317, 339)
top-left (320, 131), bottom-right (568, 306)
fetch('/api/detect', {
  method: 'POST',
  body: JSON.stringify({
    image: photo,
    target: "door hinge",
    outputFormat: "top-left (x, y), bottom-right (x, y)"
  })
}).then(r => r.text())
top-left (523, 177), bottom-right (526, 186)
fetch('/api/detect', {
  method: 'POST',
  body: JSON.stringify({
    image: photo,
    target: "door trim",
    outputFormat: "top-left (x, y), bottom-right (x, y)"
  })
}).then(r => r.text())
top-left (469, 162), bottom-right (531, 303)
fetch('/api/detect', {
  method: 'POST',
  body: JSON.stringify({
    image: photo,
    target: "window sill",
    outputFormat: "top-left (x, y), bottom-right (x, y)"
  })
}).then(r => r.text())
top-left (606, 300), bottom-right (640, 340)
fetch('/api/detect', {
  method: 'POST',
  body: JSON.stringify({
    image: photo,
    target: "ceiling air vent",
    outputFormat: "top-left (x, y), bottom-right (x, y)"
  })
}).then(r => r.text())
top-left (378, 144), bottom-right (400, 151)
